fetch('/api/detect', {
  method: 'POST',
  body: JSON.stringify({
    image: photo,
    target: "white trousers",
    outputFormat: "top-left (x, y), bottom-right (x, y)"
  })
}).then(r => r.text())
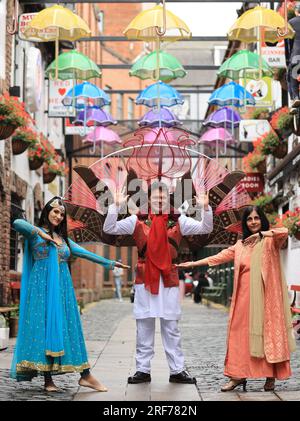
top-left (136, 318), bottom-right (185, 375)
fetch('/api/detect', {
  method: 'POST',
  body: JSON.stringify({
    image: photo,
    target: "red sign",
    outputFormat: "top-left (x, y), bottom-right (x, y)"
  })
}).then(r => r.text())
top-left (240, 173), bottom-right (264, 193)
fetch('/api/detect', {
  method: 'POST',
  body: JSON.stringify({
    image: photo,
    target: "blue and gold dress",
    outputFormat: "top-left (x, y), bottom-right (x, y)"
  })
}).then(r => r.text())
top-left (11, 219), bottom-right (115, 381)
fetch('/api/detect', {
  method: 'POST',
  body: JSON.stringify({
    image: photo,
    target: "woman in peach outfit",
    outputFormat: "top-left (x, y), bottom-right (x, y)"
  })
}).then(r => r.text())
top-left (177, 206), bottom-right (296, 392)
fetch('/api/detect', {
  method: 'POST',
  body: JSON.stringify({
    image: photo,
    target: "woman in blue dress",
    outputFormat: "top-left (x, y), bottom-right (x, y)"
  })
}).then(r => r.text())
top-left (11, 196), bottom-right (129, 392)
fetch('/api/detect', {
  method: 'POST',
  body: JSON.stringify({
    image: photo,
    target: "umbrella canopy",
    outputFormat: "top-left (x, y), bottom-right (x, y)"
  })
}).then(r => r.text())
top-left (203, 107), bottom-right (241, 129)
top-left (84, 126), bottom-right (121, 144)
top-left (227, 5), bottom-right (294, 43)
top-left (74, 107), bottom-right (117, 127)
top-left (130, 50), bottom-right (186, 82)
top-left (136, 81), bottom-right (184, 108)
top-left (208, 81), bottom-right (255, 107)
top-left (46, 50), bottom-right (101, 80)
top-left (217, 50), bottom-right (273, 80)
top-left (23, 5), bottom-right (91, 41)
top-left (139, 107), bottom-right (182, 127)
top-left (199, 128), bottom-right (235, 144)
top-left (62, 82), bottom-right (111, 108)
top-left (124, 5), bottom-right (191, 41)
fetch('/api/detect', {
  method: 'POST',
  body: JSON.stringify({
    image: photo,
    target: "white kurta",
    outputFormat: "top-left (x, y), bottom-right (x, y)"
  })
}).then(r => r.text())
top-left (103, 204), bottom-right (213, 320)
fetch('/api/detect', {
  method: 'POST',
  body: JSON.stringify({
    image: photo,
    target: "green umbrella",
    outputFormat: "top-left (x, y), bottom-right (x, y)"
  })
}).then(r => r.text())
top-left (130, 50), bottom-right (186, 82)
top-left (46, 50), bottom-right (101, 80)
top-left (217, 50), bottom-right (273, 80)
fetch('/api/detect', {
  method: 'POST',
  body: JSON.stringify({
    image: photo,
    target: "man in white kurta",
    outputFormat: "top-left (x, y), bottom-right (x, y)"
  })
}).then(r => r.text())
top-left (103, 187), bottom-right (213, 384)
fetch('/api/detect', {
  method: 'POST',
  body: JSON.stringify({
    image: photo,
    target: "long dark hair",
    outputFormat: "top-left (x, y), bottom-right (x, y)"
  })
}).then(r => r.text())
top-left (242, 206), bottom-right (270, 240)
top-left (38, 196), bottom-right (69, 247)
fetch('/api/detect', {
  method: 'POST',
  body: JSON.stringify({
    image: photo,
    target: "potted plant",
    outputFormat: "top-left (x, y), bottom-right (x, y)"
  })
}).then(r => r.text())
top-left (251, 194), bottom-right (274, 214)
top-left (11, 126), bottom-right (38, 155)
top-left (8, 306), bottom-right (19, 338)
top-left (270, 107), bottom-right (293, 140)
top-left (249, 108), bottom-right (270, 120)
top-left (276, 208), bottom-right (300, 240)
top-left (27, 141), bottom-right (46, 170)
top-left (0, 314), bottom-right (9, 350)
top-left (0, 93), bottom-right (31, 140)
top-left (243, 151), bottom-right (266, 173)
top-left (43, 155), bottom-right (67, 184)
top-left (260, 130), bottom-right (286, 158)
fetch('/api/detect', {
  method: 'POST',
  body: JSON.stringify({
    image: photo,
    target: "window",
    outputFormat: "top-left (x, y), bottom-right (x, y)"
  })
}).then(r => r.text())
top-left (104, 85), bottom-right (112, 114)
top-left (214, 46), bottom-right (227, 66)
top-left (10, 194), bottom-right (25, 271)
top-left (103, 244), bottom-right (110, 283)
top-left (117, 93), bottom-right (123, 120)
top-left (127, 97), bottom-right (134, 129)
top-left (0, 0), bottom-right (6, 80)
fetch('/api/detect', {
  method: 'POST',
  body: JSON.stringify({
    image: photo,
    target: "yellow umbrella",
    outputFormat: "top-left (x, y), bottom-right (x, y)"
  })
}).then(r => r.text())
top-left (228, 5), bottom-right (294, 43)
top-left (123, 3), bottom-right (191, 42)
top-left (23, 5), bottom-right (91, 78)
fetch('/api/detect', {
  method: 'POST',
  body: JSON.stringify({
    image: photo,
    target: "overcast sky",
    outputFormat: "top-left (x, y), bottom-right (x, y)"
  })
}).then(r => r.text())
top-left (166, 2), bottom-right (241, 36)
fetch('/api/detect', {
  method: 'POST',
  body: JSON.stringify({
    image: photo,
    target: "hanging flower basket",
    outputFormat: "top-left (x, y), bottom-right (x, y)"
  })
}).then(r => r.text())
top-left (256, 160), bottom-right (266, 173)
top-left (12, 137), bottom-right (29, 155)
top-left (272, 142), bottom-right (288, 159)
top-left (294, 230), bottom-right (300, 241)
top-left (0, 125), bottom-right (16, 140)
top-left (0, 93), bottom-right (31, 140)
top-left (270, 107), bottom-right (293, 140)
top-left (29, 156), bottom-right (44, 170)
top-left (43, 167), bottom-right (57, 184)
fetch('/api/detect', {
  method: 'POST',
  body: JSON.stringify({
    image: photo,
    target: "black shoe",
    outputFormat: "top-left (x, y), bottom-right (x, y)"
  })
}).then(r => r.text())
top-left (128, 371), bottom-right (151, 384)
top-left (169, 371), bottom-right (197, 384)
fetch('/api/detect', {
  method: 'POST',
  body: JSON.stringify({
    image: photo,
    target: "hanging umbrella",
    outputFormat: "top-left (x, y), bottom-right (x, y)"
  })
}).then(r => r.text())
top-left (217, 50), bottom-right (273, 80)
top-left (74, 107), bottom-right (117, 127)
top-left (62, 82), bottom-right (110, 108)
top-left (124, 3), bottom-right (191, 42)
top-left (138, 107), bottom-right (182, 127)
top-left (84, 126), bottom-right (121, 156)
top-left (208, 81), bottom-right (255, 108)
top-left (23, 5), bottom-right (91, 79)
top-left (203, 107), bottom-right (241, 129)
top-left (130, 50), bottom-right (186, 82)
top-left (45, 50), bottom-right (101, 81)
top-left (136, 81), bottom-right (184, 108)
top-left (227, 5), bottom-right (294, 43)
top-left (23, 5), bottom-right (91, 41)
top-left (199, 128), bottom-right (235, 159)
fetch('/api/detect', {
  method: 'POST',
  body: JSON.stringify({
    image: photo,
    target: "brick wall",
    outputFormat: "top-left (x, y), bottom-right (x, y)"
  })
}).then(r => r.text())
top-left (0, 0), bottom-right (13, 305)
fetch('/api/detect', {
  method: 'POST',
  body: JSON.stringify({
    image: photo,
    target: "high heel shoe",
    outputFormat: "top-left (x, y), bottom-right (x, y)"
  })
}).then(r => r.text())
top-left (221, 378), bottom-right (247, 392)
top-left (264, 377), bottom-right (275, 391)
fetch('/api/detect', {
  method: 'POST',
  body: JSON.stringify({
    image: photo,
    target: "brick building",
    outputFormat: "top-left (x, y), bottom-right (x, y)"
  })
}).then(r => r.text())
top-left (0, 0), bottom-right (13, 305)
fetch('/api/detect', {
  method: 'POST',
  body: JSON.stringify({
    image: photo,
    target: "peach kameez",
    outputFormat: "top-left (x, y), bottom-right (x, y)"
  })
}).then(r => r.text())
top-left (207, 228), bottom-right (294, 380)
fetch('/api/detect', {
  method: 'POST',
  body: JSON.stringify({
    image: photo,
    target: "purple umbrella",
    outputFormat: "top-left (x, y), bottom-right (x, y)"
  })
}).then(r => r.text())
top-left (199, 128), bottom-right (235, 159)
top-left (203, 107), bottom-right (241, 129)
top-left (84, 126), bottom-right (121, 156)
top-left (74, 107), bottom-right (117, 127)
top-left (138, 107), bottom-right (182, 128)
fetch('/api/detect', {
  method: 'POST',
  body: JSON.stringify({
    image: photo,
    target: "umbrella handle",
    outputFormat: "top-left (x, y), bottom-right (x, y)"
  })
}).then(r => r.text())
top-left (6, 0), bottom-right (18, 35)
top-left (277, 0), bottom-right (289, 37)
top-left (155, 0), bottom-right (167, 37)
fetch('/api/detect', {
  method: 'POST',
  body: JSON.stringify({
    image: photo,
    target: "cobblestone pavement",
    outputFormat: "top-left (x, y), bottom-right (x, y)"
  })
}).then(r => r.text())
top-left (1, 298), bottom-right (300, 401)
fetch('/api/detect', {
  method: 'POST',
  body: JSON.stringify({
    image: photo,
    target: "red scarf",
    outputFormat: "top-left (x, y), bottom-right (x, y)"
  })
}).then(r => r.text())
top-left (144, 213), bottom-right (172, 295)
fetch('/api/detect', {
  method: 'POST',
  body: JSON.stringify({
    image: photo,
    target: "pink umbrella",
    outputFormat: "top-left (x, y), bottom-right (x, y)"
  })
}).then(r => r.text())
top-left (199, 127), bottom-right (235, 159)
top-left (84, 126), bottom-right (121, 156)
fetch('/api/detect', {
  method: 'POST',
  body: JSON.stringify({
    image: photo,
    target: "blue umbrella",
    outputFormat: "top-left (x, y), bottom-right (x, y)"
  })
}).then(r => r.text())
top-left (208, 81), bottom-right (255, 108)
top-left (62, 81), bottom-right (111, 108)
top-left (136, 81), bottom-right (184, 108)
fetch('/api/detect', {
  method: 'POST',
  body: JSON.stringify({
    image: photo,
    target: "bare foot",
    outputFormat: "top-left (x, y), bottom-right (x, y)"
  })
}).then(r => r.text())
top-left (79, 374), bottom-right (108, 392)
top-left (44, 381), bottom-right (60, 392)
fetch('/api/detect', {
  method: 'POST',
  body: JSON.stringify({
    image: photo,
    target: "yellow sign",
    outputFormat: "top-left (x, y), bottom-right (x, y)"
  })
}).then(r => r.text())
top-left (240, 76), bottom-right (273, 107)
